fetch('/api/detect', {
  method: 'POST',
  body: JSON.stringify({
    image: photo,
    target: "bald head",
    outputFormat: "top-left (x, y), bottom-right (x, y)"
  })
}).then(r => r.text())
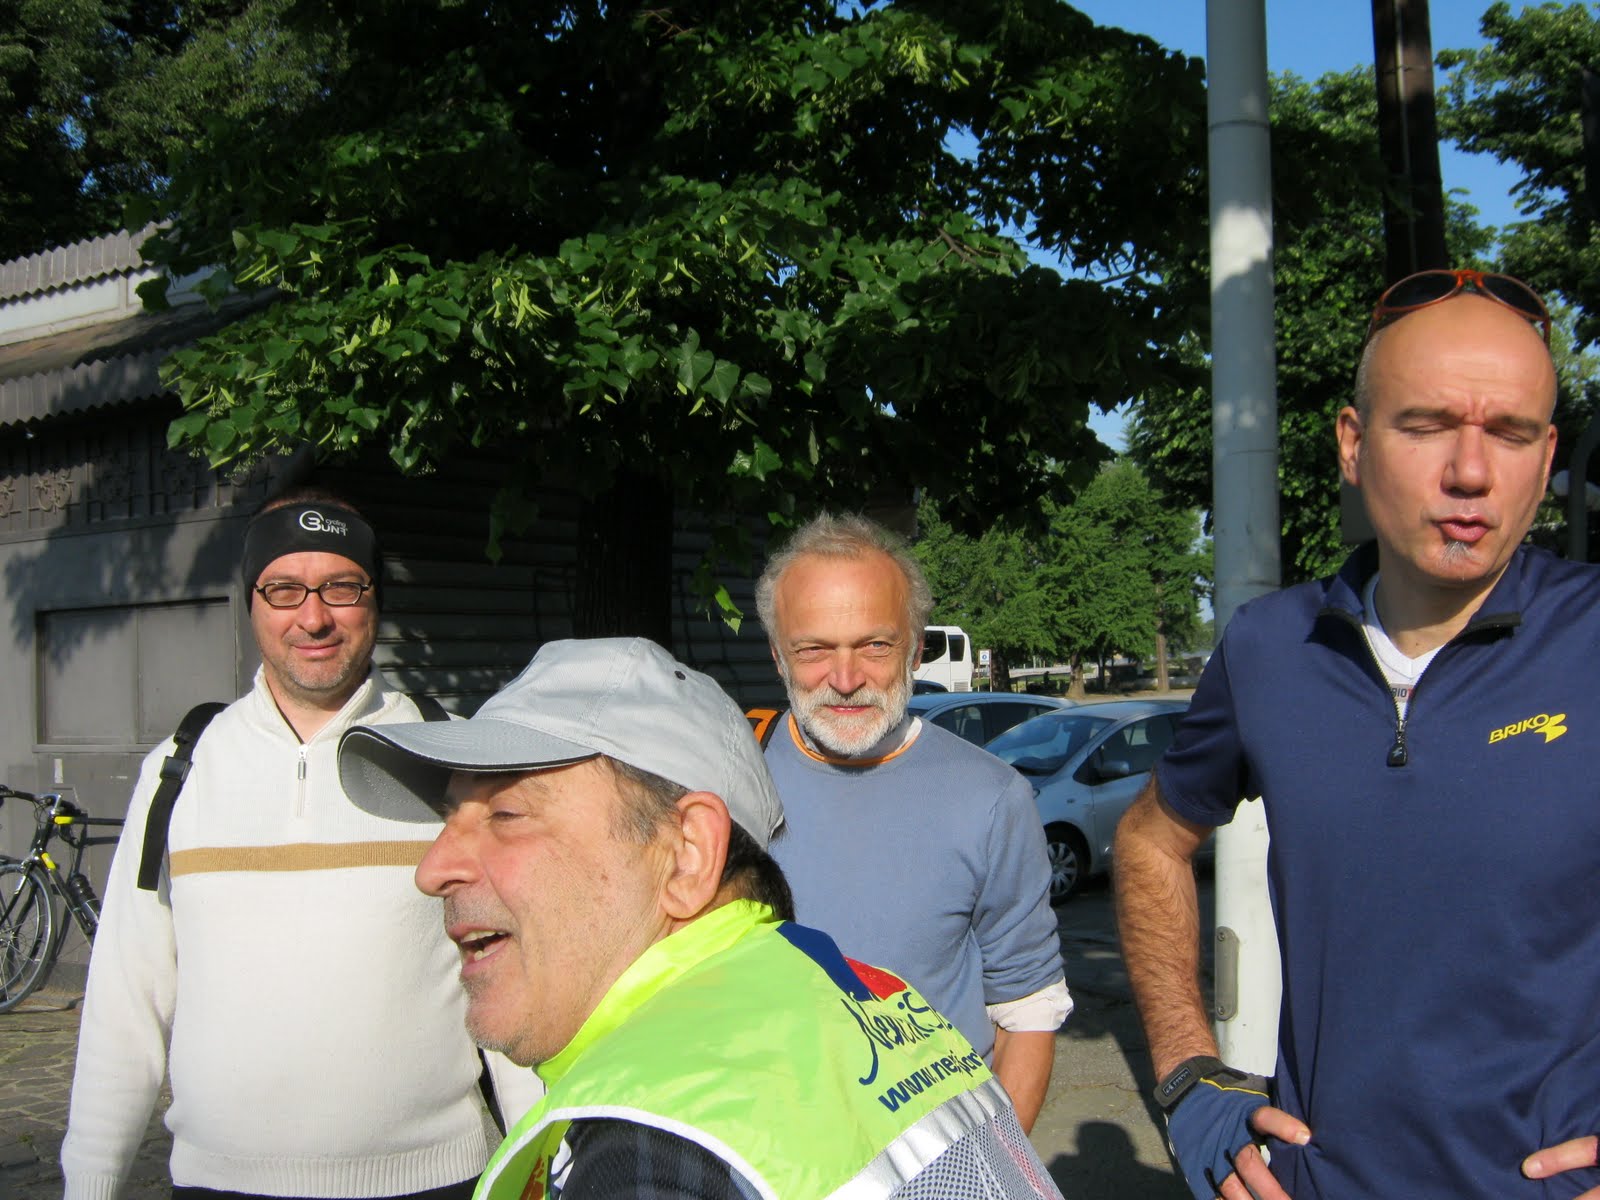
top-left (1356, 293), bottom-right (1556, 422)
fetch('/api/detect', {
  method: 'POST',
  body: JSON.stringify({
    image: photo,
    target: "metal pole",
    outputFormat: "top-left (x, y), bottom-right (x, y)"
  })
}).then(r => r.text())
top-left (1206, 0), bottom-right (1282, 1075)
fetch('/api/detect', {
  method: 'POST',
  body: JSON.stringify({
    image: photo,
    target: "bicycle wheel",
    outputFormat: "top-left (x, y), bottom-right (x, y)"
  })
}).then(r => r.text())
top-left (0, 864), bottom-right (54, 1012)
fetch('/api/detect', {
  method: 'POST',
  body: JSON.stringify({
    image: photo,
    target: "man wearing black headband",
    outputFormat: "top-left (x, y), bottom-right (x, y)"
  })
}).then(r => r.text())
top-left (62, 487), bottom-right (540, 1200)
top-left (239, 493), bottom-right (385, 729)
top-left (1117, 280), bottom-right (1600, 1200)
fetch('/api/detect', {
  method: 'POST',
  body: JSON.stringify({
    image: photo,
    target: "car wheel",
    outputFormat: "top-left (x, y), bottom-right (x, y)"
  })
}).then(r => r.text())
top-left (1044, 823), bottom-right (1088, 906)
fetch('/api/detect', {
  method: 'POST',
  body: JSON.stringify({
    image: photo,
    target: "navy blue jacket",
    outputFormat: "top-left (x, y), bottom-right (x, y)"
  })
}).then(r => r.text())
top-left (1159, 544), bottom-right (1600, 1199)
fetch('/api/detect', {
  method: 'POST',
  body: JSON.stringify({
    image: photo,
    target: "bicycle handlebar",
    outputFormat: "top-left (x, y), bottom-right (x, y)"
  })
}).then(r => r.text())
top-left (0, 785), bottom-right (122, 832)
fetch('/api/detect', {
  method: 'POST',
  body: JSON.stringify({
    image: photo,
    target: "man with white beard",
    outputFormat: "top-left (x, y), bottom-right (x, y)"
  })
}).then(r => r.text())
top-left (755, 513), bottom-right (1069, 1132)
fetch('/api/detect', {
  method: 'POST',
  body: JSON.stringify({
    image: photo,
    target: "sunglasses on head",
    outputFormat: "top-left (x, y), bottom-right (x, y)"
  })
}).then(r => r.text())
top-left (1367, 268), bottom-right (1551, 344)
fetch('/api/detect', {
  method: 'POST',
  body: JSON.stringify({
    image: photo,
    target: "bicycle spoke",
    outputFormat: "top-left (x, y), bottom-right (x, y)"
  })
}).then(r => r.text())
top-left (0, 865), bottom-right (55, 1011)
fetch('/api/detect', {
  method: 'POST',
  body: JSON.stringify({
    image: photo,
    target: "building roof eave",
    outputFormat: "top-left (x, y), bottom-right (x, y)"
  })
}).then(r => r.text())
top-left (0, 290), bottom-right (279, 428)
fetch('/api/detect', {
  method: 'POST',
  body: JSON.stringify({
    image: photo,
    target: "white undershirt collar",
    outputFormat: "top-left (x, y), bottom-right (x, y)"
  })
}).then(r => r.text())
top-left (1361, 573), bottom-right (1443, 716)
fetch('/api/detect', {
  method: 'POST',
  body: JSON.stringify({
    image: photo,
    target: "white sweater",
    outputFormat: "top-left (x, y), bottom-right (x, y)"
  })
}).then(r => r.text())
top-left (61, 670), bottom-right (542, 1200)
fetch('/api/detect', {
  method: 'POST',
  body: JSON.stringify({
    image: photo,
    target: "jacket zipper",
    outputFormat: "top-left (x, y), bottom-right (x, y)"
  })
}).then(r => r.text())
top-left (1325, 606), bottom-right (1518, 769)
top-left (1385, 690), bottom-right (1411, 768)
top-left (296, 747), bottom-right (308, 816)
top-left (1345, 611), bottom-right (1414, 767)
top-left (1324, 611), bottom-right (1427, 771)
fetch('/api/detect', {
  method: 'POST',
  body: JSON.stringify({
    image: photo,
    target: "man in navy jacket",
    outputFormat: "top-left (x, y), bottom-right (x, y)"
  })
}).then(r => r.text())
top-left (1115, 271), bottom-right (1600, 1200)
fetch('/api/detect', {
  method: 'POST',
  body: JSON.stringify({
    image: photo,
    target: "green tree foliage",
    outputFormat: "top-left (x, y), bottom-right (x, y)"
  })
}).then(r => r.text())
top-left (913, 461), bottom-right (1206, 695)
top-left (134, 0), bottom-right (1209, 628)
top-left (0, 0), bottom-right (116, 259)
top-left (0, 0), bottom-right (335, 262)
top-left (1128, 68), bottom-right (1490, 585)
top-left (95, 0), bottom-right (345, 204)
top-left (1050, 460), bottom-right (1206, 690)
top-left (1440, 1), bottom-right (1600, 347)
top-left (1042, 482), bottom-right (1152, 691)
top-left (913, 500), bottom-right (1058, 692)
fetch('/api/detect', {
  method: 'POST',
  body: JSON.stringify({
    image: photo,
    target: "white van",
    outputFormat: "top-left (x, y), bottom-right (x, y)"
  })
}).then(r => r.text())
top-left (915, 626), bottom-right (973, 692)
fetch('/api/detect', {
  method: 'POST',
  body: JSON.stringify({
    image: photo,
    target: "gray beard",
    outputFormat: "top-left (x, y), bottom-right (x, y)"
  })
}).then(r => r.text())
top-left (781, 664), bottom-right (913, 759)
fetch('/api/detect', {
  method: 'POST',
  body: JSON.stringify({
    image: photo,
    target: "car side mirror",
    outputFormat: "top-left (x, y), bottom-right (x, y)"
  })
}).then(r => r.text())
top-left (1095, 758), bottom-right (1134, 782)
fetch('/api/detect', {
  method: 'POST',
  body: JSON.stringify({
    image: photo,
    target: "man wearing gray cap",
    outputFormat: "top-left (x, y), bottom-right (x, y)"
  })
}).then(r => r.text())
top-left (339, 636), bottom-right (1067, 1200)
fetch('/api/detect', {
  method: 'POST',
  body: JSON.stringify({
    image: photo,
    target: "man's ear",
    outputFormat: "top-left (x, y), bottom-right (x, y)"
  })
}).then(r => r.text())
top-left (1336, 406), bottom-right (1364, 488)
top-left (660, 791), bottom-right (732, 922)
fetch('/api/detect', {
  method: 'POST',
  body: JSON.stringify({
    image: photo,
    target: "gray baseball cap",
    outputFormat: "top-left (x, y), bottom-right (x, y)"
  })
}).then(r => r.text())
top-left (337, 637), bottom-right (785, 848)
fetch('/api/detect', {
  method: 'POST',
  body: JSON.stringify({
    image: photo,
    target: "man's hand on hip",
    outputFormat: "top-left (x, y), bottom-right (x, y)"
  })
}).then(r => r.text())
top-left (1166, 1079), bottom-right (1308, 1200)
top-left (1524, 1134), bottom-right (1600, 1199)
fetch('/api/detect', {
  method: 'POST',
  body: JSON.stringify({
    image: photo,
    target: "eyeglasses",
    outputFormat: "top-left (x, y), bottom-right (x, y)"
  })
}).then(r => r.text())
top-left (1368, 269), bottom-right (1551, 343)
top-left (254, 580), bottom-right (372, 609)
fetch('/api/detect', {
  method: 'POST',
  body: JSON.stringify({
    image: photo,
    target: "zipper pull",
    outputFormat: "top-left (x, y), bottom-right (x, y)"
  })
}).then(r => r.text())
top-left (1387, 721), bottom-right (1408, 768)
top-left (298, 755), bottom-right (307, 782)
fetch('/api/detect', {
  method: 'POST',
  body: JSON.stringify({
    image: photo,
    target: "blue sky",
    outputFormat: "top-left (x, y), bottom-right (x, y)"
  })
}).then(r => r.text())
top-left (1070, 0), bottom-right (1525, 227)
top-left (1065, 1), bottom-right (1533, 448)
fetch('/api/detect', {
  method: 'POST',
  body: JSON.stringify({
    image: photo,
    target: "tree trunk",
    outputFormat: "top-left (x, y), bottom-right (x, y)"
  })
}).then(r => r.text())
top-left (573, 468), bottom-right (674, 647)
top-left (991, 649), bottom-right (1012, 694)
top-left (1584, 68), bottom-right (1600, 223)
top-left (1372, 0), bottom-right (1448, 278)
top-left (1153, 580), bottom-right (1171, 692)
top-left (1067, 652), bottom-right (1088, 701)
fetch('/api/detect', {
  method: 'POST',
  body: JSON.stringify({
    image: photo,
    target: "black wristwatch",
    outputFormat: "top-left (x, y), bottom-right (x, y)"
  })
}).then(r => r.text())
top-left (1154, 1055), bottom-right (1269, 1113)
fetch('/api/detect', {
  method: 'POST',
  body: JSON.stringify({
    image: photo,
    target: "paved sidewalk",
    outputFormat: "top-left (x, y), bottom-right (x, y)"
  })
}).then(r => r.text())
top-left (1032, 875), bottom-right (1204, 1198)
top-left (0, 877), bottom-right (1209, 1199)
top-left (0, 982), bottom-right (171, 1200)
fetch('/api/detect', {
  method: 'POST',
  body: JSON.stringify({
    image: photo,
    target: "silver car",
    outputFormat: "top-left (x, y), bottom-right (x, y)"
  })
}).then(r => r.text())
top-left (906, 691), bottom-right (1073, 747)
top-left (984, 699), bottom-right (1189, 904)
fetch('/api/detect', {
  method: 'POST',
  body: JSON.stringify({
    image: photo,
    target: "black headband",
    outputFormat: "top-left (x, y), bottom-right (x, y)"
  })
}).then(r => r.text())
top-left (242, 504), bottom-right (380, 604)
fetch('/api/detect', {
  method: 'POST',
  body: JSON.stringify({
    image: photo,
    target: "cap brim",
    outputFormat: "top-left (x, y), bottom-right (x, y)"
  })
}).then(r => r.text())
top-left (338, 718), bottom-right (599, 823)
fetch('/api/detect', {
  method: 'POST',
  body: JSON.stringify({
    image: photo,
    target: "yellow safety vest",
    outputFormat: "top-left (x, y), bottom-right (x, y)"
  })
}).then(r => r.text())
top-left (476, 900), bottom-right (1018, 1200)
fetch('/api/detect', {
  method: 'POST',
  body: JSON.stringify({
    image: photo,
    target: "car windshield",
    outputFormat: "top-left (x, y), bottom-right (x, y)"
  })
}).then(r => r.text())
top-left (987, 712), bottom-right (1115, 776)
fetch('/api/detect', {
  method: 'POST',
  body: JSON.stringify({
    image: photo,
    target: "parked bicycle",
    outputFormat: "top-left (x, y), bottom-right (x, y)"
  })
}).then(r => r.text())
top-left (0, 786), bottom-right (122, 1012)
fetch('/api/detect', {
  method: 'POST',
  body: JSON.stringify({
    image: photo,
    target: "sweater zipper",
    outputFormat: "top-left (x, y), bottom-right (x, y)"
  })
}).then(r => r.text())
top-left (296, 746), bottom-right (308, 817)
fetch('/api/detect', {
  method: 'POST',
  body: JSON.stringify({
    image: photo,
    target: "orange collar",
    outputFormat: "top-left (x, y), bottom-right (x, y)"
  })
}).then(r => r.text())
top-left (785, 712), bottom-right (920, 766)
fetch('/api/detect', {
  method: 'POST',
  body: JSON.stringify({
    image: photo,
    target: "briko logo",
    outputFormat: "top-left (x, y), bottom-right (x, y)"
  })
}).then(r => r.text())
top-left (1487, 712), bottom-right (1567, 745)
top-left (299, 509), bottom-right (349, 536)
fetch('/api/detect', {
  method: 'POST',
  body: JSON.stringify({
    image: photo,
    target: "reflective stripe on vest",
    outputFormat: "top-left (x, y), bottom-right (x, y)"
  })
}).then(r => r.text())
top-left (834, 1076), bottom-right (1014, 1198)
top-left (475, 902), bottom-right (1000, 1200)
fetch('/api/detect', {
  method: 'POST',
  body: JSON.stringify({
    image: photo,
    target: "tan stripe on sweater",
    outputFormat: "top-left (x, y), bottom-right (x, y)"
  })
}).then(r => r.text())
top-left (169, 840), bottom-right (431, 877)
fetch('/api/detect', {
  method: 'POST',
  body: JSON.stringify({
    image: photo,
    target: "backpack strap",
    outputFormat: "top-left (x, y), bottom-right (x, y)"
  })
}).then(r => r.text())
top-left (478, 1053), bottom-right (506, 1135)
top-left (137, 702), bottom-right (226, 892)
top-left (409, 693), bottom-right (448, 723)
